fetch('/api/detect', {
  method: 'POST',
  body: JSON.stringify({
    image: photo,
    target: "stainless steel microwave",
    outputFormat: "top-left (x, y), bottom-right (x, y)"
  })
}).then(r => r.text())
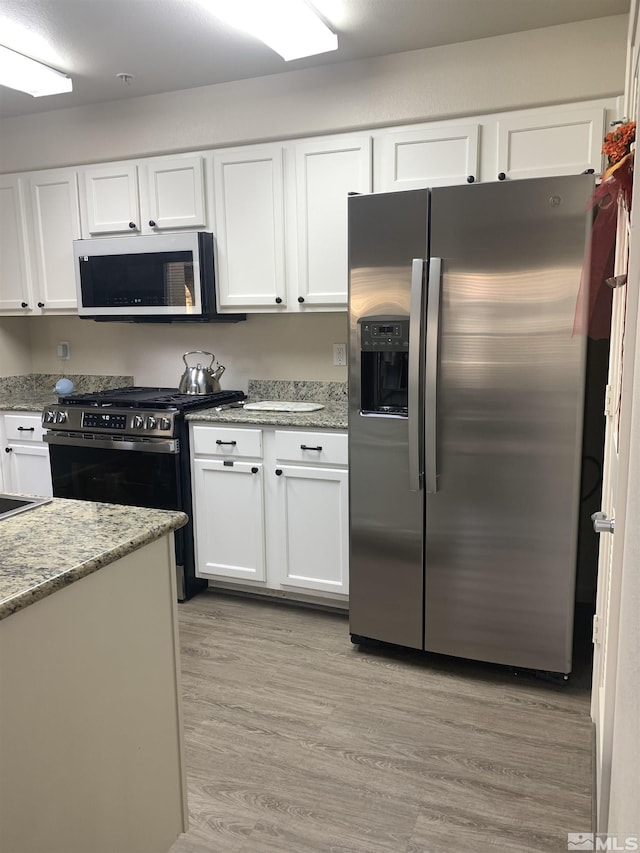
top-left (73, 231), bottom-right (244, 323)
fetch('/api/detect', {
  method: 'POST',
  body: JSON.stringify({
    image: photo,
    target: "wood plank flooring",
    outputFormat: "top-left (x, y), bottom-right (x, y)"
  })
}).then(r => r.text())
top-left (170, 592), bottom-right (593, 853)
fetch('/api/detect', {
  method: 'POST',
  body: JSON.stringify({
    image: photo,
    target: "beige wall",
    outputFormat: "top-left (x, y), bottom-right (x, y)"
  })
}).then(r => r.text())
top-left (0, 15), bottom-right (627, 173)
top-left (0, 318), bottom-right (32, 376)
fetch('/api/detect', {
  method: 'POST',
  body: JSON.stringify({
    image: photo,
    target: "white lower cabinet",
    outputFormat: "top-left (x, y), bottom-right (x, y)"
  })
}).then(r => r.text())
top-left (1, 412), bottom-right (53, 497)
top-left (190, 423), bottom-right (348, 601)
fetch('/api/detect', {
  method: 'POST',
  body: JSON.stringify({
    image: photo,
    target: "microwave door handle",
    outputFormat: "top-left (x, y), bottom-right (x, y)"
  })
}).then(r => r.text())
top-left (408, 259), bottom-right (425, 492)
top-left (425, 257), bottom-right (442, 495)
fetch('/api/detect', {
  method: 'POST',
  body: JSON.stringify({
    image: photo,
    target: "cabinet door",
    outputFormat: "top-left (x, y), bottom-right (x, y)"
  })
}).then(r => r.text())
top-left (27, 169), bottom-right (81, 312)
top-left (4, 444), bottom-right (52, 498)
top-left (212, 145), bottom-right (286, 309)
top-left (80, 163), bottom-right (141, 235)
top-left (192, 458), bottom-right (266, 581)
top-left (143, 155), bottom-right (206, 230)
top-left (274, 465), bottom-right (348, 595)
top-left (294, 135), bottom-right (371, 307)
top-left (0, 176), bottom-right (32, 313)
top-left (496, 106), bottom-right (605, 180)
top-left (375, 123), bottom-right (480, 190)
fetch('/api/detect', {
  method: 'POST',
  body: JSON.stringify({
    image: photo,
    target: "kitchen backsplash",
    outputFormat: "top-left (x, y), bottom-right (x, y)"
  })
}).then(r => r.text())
top-left (0, 374), bottom-right (134, 395)
top-left (247, 379), bottom-right (347, 402)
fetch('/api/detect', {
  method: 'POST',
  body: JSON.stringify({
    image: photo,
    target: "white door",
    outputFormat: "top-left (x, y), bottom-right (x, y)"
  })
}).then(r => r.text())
top-left (273, 464), bottom-right (349, 595)
top-left (27, 169), bottom-right (81, 312)
top-left (80, 163), bottom-right (141, 235)
top-left (0, 176), bottom-right (32, 313)
top-left (143, 155), bottom-right (206, 231)
top-left (293, 134), bottom-right (371, 307)
top-left (4, 444), bottom-right (52, 497)
top-left (192, 458), bottom-right (266, 581)
top-left (591, 7), bottom-right (640, 831)
top-left (212, 144), bottom-right (286, 309)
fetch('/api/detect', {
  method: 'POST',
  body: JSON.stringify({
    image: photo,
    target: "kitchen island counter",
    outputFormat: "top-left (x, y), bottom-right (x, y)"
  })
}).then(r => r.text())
top-left (0, 498), bottom-right (187, 620)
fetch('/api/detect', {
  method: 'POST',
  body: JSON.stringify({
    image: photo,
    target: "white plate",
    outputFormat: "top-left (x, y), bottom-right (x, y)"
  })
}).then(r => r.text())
top-left (243, 401), bottom-right (325, 412)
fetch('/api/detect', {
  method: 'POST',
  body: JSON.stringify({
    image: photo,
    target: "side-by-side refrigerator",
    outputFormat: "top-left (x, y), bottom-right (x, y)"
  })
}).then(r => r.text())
top-left (347, 176), bottom-right (593, 676)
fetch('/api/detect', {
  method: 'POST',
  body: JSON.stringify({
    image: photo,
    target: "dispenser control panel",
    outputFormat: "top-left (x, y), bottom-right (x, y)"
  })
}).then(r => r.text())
top-left (360, 317), bottom-right (409, 350)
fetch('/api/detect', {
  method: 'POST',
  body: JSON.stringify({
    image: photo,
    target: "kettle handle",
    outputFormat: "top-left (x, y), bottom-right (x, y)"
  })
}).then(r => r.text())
top-left (182, 350), bottom-right (215, 368)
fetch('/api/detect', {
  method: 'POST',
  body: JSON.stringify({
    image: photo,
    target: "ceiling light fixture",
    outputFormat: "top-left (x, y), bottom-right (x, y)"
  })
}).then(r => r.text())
top-left (206, 0), bottom-right (338, 61)
top-left (0, 43), bottom-right (72, 97)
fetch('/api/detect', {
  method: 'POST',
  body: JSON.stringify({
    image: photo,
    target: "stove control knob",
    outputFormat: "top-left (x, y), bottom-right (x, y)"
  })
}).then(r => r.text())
top-left (146, 416), bottom-right (157, 430)
top-left (160, 417), bottom-right (172, 431)
top-left (43, 410), bottom-right (56, 424)
top-left (55, 411), bottom-right (68, 424)
top-left (133, 415), bottom-right (144, 429)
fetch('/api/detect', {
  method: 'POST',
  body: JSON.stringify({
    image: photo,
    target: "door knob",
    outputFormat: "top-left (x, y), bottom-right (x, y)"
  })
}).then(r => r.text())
top-left (592, 511), bottom-right (615, 534)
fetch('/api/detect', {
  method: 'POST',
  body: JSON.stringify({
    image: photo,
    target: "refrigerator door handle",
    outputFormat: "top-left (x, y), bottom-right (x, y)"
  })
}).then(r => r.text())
top-left (425, 257), bottom-right (442, 494)
top-left (408, 258), bottom-right (426, 491)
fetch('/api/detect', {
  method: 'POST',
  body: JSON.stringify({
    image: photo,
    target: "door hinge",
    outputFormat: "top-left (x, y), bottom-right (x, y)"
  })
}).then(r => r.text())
top-left (604, 383), bottom-right (615, 417)
top-left (592, 614), bottom-right (602, 644)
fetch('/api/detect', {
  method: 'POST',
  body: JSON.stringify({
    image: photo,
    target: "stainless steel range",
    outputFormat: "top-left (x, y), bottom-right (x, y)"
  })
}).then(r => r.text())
top-left (42, 386), bottom-right (245, 600)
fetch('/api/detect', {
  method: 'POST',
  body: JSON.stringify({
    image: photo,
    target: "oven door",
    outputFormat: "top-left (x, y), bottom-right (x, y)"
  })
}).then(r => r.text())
top-left (45, 432), bottom-right (198, 599)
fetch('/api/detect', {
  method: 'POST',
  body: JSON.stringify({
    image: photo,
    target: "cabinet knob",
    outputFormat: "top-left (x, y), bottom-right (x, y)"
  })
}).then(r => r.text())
top-left (275, 468), bottom-right (283, 476)
top-left (5, 447), bottom-right (12, 453)
top-left (298, 296), bottom-right (305, 303)
top-left (37, 302), bottom-right (44, 308)
top-left (498, 172), bottom-right (506, 181)
top-left (21, 302), bottom-right (28, 308)
top-left (582, 168), bottom-right (595, 175)
top-left (467, 175), bottom-right (475, 183)
top-left (251, 466), bottom-right (259, 474)
top-left (148, 219), bottom-right (157, 228)
top-left (128, 221), bottom-right (136, 229)
top-left (275, 297), bottom-right (283, 304)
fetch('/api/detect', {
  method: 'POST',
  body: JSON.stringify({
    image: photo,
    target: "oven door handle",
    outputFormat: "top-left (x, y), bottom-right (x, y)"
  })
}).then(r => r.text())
top-left (44, 432), bottom-right (179, 454)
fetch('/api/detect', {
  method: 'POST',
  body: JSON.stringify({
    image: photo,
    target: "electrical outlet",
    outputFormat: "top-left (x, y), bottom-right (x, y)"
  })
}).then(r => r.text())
top-left (333, 343), bottom-right (347, 366)
top-left (56, 341), bottom-right (70, 360)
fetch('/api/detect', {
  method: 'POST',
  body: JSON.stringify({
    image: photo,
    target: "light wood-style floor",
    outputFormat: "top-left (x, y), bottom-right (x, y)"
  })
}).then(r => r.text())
top-left (170, 592), bottom-right (593, 853)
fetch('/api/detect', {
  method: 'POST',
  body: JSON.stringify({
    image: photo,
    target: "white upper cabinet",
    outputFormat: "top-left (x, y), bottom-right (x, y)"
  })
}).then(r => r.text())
top-left (374, 123), bottom-right (480, 190)
top-left (26, 169), bottom-right (81, 313)
top-left (79, 154), bottom-right (206, 236)
top-left (0, 176), bottom-right (32, 314)
top-left (495, 105), bottom-right (606, 181)
top-left (212, 143), bottom-right (287, 310)
top-left (293, 134), bottom-right (372, 307)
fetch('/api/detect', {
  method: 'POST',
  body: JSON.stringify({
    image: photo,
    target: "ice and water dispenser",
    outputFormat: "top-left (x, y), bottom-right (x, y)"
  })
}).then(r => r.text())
top-left (359, 316), bottom-right (409, 415)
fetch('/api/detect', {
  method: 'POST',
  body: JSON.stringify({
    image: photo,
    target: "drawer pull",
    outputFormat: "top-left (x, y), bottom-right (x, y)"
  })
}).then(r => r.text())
top-left (215, 439), bottom-right (237, 446)
top-left (17, 426), bottom-right (35, 432)
top-left (300, 444), bottom-right (322, 451)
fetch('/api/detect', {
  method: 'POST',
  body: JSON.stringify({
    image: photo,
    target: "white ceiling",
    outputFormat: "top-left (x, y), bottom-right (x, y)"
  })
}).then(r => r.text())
top-left (0, 0), bottom-right (630, 120)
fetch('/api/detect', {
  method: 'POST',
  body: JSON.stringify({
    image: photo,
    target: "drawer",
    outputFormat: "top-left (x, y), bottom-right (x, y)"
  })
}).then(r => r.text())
top-left (191, 425), bottom-right (263, 458)
top-left (274, 430), bottom-right (348, 466)
top-left (4, 414), bottom-right (46, 443)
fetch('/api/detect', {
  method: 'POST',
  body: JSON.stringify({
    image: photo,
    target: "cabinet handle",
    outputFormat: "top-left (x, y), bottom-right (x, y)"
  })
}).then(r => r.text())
top-left (5, 447), bottom-right (12, 453)
top-left (17, 426), bottom-right (35, 432)
top-left (582, 168), bottom-right (595, 175)
top-left (148, 219), bottom-right (157, 228)
top-left (298, 296), bottom-right (305, 303)
top-left (251, 466), bottom-right (259, 474)
top-left (128, 221), bottom-right (136, 229)
top-left (300, 444), bottom-right (322, 451)
top-left (38, 302), bottom-right (44, 308)
top-left (215, 439), bottom-right (237, 446)
top-left (467, 175), bottom-right (475, 183)
top-left (21, 302), bottom-right (28, 308)
top-left (275, 468), bottom-right (283, 476)
top-left (498, 172), bottom-right (506, 181)
top-left (275, 297), bottom-right (283, 304)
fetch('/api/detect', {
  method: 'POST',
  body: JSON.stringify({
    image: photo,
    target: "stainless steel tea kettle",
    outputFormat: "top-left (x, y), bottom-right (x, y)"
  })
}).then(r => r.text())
top-left (178, 351), bottom-right (225, 395)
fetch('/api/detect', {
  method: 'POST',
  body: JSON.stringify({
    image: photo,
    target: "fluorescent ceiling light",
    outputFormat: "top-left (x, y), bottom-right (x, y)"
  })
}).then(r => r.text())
top-left (207, 0), bottom-right (338, 61)
top-left (0, 44), bottom-right (72, 97)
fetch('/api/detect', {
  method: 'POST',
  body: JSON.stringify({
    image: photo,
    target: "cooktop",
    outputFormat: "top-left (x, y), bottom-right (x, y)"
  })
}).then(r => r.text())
top-left (57, 386), bottom-right (246, 411)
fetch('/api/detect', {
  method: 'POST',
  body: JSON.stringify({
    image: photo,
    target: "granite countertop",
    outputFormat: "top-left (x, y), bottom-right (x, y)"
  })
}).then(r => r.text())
top-left (186, 378), bottom-right (348, 430)
top-left (0, 374), bottom-right (134, 412)
top-left (0, 498), bottom-right (187, 621)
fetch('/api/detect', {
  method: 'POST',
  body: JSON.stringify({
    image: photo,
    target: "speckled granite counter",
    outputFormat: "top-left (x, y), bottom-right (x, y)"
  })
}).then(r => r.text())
top-left (0, 498), bottom-right (187, 620)
top-left (186, 378), bottom-right (348, 430)
top-left (0, 373), bottom-right (134, 411)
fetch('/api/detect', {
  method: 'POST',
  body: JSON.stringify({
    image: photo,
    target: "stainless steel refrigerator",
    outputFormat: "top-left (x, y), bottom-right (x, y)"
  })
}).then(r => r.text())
top-left (347, 176), bottom-right (593, 676)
